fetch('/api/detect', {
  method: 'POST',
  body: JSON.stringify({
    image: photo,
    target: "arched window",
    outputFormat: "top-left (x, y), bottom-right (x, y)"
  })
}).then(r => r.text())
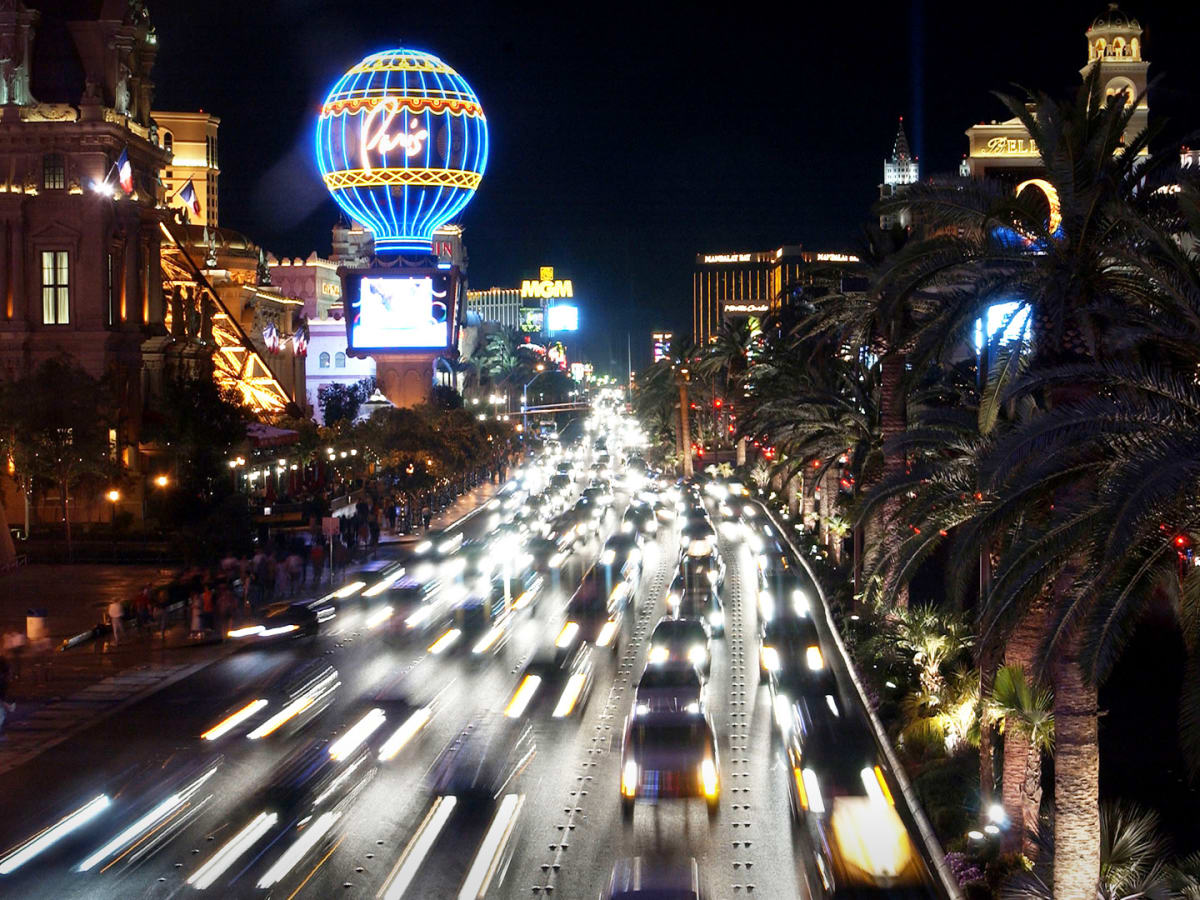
top-left (318, 351), bottom-right (330, 369)
top-left (1131, 38), bottom-right (1140, 59)
top-left (1112, 37), bottom-right (1126, 57)
top-left (334, 352), bottom-right (346, 368)
top-left (163, 132), bottom-right (173, 154)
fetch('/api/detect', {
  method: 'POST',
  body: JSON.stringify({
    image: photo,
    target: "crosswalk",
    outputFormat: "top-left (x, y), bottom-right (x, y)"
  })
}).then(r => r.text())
top-left (0, 662), bottom-right (208, 776)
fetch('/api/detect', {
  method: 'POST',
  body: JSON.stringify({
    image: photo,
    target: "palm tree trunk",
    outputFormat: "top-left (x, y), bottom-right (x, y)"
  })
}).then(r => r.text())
top-left (1052, 632), bottom-right (1101, 899)
top-left (801, 473), bottom-right (815, 531)
top-left (1001, 597), bottom-right (1047, 857)
top-left (735, 437), bottom-right (746, 468)
top-left (61, 475), bottom-right (73, 563)
top-left (785, 472), bottom-right (799, 517)
top-left (1020, 739), bottom-right (1043, 858)
top-left (879, 352), bottom-right (908, 607)
top-left (979, 550), bottom-right (997, 808)
top-left (678, 381), bottom-right (693, 479)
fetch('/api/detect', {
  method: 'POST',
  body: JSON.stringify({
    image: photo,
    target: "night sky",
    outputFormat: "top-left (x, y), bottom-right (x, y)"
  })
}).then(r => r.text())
top-left (147, 1), bottom-right (1200, 370)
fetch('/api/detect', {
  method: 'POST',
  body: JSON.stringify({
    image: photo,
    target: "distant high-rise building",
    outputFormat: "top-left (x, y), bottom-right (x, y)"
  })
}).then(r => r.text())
top-left (879, 117), bottom-right (919, 231)
top-left (155, 111), bottom-right (220, 227)
top-left (651, 330), bottom-right (672, 362)
top-left (692, 247), bottom-right (860, 345)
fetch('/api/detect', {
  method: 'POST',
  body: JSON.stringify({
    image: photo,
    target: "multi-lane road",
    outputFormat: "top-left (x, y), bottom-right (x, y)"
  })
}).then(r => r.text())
top-left (0, 428), bottom-right (938, 899)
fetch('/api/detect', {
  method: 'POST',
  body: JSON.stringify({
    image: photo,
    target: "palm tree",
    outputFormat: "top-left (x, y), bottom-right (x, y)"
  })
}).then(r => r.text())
top-left (878, 71), bottom-right (1178, 898)
top-left (698, 318), bottom-right (756, 465)
top-left (990, 665), bottom-right (1055, 859)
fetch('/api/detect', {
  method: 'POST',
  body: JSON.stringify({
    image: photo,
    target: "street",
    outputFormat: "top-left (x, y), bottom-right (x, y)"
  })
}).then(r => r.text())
top-left (0, 433), bottom-right (927, 899)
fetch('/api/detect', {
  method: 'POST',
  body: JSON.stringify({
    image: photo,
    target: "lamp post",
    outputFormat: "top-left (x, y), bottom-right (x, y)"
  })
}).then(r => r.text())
top-left (521, 364), bottom-right (546, 441)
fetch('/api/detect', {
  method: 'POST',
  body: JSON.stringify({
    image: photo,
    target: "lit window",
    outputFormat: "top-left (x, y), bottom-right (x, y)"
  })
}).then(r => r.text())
top-left (41, 251), bottom-right (69, 324)
top-left (42, 154), bottom-right (65, 190)
top-left (318, 351), bottom-right (330, 369)
top-left (334, 352), bottom-right (346, 368)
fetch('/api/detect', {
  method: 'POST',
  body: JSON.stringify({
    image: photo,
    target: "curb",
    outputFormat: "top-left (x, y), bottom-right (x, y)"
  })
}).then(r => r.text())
top-left (757, 502), bottom-right (964, 900)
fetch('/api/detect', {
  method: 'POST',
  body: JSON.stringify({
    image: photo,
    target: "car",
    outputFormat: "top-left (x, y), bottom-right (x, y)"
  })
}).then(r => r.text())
top-left (679, 517), bottom-right (717, 548)
top-left (646, 617), bottom-right (711, 675)
top-left (668, 571), bottom-right (724, 637)
top-left (490, 571), bottom-right (544, 614)
top-left (601, 857), bottom-right (706, 900)
top-left (788, 720), bottom-right (929, 897)
top-left (506, 643), bottom-right (596, 719)
top-left (621, 500), bottom-right (659, 536)
top-left (679, 539), bottom-right (724, 592)
top-left (759, 612), bottom-right (823, 678)
top-left (583, 483), bottom-right (614, 508)
top-left (562, 565), bottom-right (626, 651)
top-left (249, 661), bottom-right (341, 741)
top-left (550, 472), bottom-right (573, 494)
top-left (769, 666), bottom-right (839, 739)
top-left (381, 576), bottom-right (444, 636)
top-left (227, 595), bottom-right (336, 643)
top-left (527, 535), bottom-right (562, 570)
top-left (428, 716), bottom-right (536, 803)
top-left (634, 661), bottom-right (704, 715)
top-left (600, 531), bottom-right (644, 588)
top-left (620, 711), bottom-right (720, 820)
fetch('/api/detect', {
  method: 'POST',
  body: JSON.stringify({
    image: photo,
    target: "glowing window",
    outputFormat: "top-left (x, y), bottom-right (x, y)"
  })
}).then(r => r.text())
top-left (974, 301), bottom-right (1030, 353)
top-left (41, 250), bottom-right (69, 324)
top-left (42, 153), bottom-right (65, 190)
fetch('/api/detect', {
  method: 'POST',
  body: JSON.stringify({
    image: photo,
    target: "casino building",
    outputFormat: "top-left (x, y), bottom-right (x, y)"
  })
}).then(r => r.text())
top-left (692, 247), bottom-right (861, 345)
top-left (964, 5), bottom-right (1148, 183)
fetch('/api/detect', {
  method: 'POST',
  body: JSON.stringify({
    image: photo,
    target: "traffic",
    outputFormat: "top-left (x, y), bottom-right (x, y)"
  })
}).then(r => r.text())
top-left (0, 396), bottom-right (936, 899)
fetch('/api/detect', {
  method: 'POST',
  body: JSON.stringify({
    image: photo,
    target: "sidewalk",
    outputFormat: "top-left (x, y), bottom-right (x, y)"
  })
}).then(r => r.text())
top-left (386, 478), bottom-right (502, 544)
top-left (0, 480), bottom-right (504, 772)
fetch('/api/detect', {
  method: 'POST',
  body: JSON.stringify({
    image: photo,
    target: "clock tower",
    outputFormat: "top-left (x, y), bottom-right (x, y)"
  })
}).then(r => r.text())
top-left (1080, 4), bottom-right (1148, 151)
top-left (879, 117), bottom-right (919, 231)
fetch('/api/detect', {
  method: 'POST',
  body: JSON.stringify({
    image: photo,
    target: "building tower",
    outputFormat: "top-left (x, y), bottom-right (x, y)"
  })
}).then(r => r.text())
top-left (879, 117), bottom-right (919, 231)
top-left (1081, 3), bottom-right (1148, 150)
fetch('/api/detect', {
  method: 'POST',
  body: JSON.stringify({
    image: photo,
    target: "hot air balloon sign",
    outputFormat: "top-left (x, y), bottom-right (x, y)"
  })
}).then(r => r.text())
top-left (315, 48), bottom-right (488, 255)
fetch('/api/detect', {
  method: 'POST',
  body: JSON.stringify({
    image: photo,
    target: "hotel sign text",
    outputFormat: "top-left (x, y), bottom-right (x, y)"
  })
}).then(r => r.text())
top-left (979, 136), bottom-right (1040, 156)
top-left (704, 253), bottom-right (752, 264)
top-left (521, 279), bottom-right (574, 299)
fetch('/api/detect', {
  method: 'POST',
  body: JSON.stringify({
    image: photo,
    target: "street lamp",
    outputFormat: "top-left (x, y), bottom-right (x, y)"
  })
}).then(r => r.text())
top-left (521, 364), bottom-right (547, 440)
top-left (105, 489), bottom-right (120, 526)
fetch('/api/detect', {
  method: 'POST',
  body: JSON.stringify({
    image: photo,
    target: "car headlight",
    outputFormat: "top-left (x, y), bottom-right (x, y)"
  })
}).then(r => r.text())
top-left (773, 693), bottom-right (793, 732)
top-left (761, 646), bottom-right (781, 672)
top-left (600, 549), bottom-right (616, 566)
top-left (688, 645), bottom-right (707, 665)
top-left (621, 521), bottom-right (634, 534)
top-left (622, 760), bottom-right (638, 797)
top-left (666, 593), bottom-right (680, 608)
top-left (634, 703), bottom-right (649, 717)
top-left (700, 758), bottom-right (718, 798)
top-left (685, 701), bottom-right (700, 714)
top-left (648, 645), bottom-right (669, 664)
top-left (806, 645), bottom-right (825, 671)
top-left (709, 611), bottom-right (724, 628)
top-left (793, 589), bottom-right (810, 616)
top-left (706, 569), bottom-right (718, 584)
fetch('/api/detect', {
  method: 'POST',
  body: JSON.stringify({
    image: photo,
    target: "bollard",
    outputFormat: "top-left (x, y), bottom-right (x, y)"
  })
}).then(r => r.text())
top-left (26, 607), bottom-right (48, 641)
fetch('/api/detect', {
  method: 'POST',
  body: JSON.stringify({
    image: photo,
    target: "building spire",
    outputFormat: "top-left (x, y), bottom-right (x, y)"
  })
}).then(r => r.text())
top-left (892, 116), bottom-right (913, 162)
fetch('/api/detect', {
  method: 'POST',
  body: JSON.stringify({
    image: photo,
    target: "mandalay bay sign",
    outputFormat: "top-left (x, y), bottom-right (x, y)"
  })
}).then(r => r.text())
top-left (315, 48), bottom-right (489, 254)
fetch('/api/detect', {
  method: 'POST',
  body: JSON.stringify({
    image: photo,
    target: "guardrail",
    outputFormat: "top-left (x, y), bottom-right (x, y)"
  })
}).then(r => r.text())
top-left (757, 502), bottom-right (964, 900)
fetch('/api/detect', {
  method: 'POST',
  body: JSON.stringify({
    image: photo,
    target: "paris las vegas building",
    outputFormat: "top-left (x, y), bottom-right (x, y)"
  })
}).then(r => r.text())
top-left (0, 0), bottom-right (307, 529)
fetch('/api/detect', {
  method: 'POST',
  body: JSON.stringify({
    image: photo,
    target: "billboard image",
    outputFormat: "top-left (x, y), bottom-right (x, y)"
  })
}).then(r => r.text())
top-left (520, 307), bottom-right (545, 333)
top-left (546, 304), bottom-right (579, 332)
top-left (346, 274), bottom-right (450, 350)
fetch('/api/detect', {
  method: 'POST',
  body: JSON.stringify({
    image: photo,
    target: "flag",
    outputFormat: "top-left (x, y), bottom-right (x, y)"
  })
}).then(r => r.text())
top-left (116, 148), bottom-right (133, 194)
top-left (262, 321), bottom-right (280, 354)
top-left (179, 179), bottom-right (200, 215)
top-left (292, 319), bottom-right (309, 357)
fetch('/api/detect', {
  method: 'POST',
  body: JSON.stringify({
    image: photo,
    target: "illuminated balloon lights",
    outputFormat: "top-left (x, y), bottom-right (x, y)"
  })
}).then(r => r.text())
top-left (315, 48), bottom-right (488, 254)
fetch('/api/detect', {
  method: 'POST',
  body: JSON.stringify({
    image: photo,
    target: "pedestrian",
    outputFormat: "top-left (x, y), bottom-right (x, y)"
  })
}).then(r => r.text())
top-left (189, 590), bottom-right (203, 637)
top-left (201, 584), bottom-right (215, 632)
top-left (107, 597), bottom-right (125, 646)
top-left (135, 584), bottom-right (152, 629)
top-left (2, 630), bottom-right (26, 682)
top-left (286, 552), bottom-right (302, 597)
top-left (0, 654), bottom-right (13, 733)
top-left (421, 505), bottom-right (432, 531)
top-left (310, 542), bottom-right (326, 585)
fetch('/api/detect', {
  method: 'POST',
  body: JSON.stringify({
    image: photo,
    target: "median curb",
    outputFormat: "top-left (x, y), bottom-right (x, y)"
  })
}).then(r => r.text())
top-left (757, 502), bottom-right (964, 900)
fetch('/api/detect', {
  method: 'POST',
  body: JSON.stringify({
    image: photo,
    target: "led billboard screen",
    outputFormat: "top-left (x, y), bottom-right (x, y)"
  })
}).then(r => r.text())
top-left (520, 307), bottom-right (544, 333)
top-left (546, 304), bottom-right (579, 332)
top-left (345, 273), bottom-right (450, 351)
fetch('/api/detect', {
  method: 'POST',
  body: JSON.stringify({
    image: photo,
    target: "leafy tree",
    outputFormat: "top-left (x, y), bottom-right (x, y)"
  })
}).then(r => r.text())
top-left (0, 357), bottom-right (119, 559)
top-left (319, 376), bottom-right (376, 426)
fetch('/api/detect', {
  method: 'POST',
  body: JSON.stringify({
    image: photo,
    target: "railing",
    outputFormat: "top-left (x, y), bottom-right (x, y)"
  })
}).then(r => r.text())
top-left (0, 553), bottom-right (28, 575)
top-left (758, 502), bottom-right (964, 900)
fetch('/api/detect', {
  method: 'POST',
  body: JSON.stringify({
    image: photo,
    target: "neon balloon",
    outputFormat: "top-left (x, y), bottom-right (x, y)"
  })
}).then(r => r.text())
top-left (315, 48), bottom-right (488, 254)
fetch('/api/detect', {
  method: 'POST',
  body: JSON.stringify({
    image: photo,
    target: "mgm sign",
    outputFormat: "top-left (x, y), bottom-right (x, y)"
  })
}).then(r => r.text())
top-left (521, 266), bottom-right (574, 300)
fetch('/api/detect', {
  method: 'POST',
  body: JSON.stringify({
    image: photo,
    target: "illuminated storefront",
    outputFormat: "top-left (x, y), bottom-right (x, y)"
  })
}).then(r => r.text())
top-left (692, 247), bottom-right (860, 344)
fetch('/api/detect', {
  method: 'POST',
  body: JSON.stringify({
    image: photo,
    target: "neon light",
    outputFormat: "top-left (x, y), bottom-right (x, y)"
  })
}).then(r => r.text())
top-left (316, 48), bottom-right (488, 254)
top-left (1015, 178), bottom-right (1062, 235)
